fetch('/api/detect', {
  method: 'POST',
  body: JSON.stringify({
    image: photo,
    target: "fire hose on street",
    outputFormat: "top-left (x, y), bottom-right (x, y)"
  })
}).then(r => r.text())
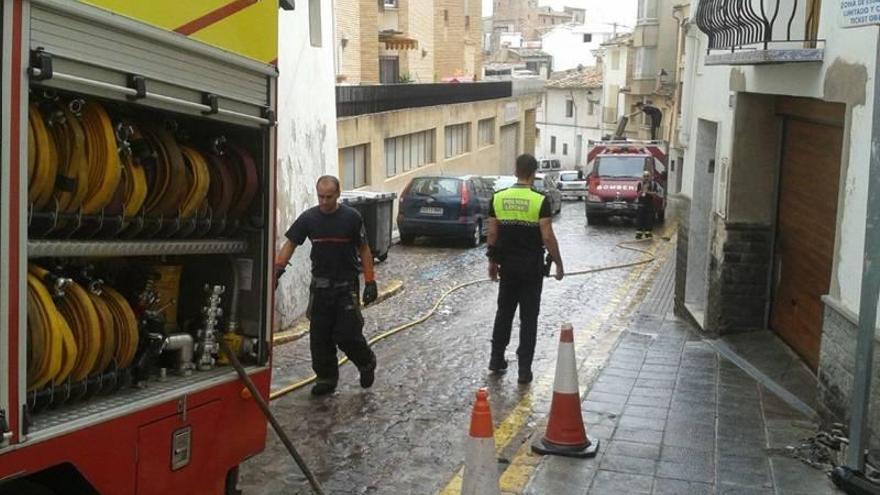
top-left (224, 238), bottom-right (660, 495)
top-left (269, 237), bottom-right (659, 401)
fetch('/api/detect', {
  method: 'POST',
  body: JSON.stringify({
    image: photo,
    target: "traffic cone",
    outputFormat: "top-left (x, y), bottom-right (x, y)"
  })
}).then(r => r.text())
top-left (531, 323), bottom-right (599, 458)
top-left (462, 388), bottom-right (501, 495)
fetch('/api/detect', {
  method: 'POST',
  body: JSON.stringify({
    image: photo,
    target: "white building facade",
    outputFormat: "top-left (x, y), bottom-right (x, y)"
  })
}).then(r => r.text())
top-left (536, 68), bottom-right (603, 169)
top-left (540, 23), bottom-right (618, 70)
top-left (275, 2), bottom-right (340, 327)
top-left (675, 0), bottom-right (880, 448)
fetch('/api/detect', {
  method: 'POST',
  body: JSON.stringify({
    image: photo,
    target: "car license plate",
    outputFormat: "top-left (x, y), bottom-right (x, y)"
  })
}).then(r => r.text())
top-left (608, 202), bottom-right (627, 209)
top-left (420, 207), bottom-right (443, 216)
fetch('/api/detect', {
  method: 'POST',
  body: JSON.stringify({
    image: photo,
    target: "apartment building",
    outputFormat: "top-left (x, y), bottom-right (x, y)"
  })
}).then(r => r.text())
top-left (489, 0), bottom-right (583, 51)
top-left (335, 0), bottom-right (481, 84)
top-left (536, 67), bottom-right (603, 169)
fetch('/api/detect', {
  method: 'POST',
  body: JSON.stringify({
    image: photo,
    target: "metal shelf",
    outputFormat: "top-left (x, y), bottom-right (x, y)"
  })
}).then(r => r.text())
top-left (28, 239), bottom-right (249, 258)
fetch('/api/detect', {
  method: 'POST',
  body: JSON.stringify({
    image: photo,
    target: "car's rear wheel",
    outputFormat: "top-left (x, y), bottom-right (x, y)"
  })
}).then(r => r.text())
top-left (586, 213), bottom-right (603, 225)
top-left (399, 232), bottom-right (416, 245)
top-left (467, 221), bottom-right (482, 248)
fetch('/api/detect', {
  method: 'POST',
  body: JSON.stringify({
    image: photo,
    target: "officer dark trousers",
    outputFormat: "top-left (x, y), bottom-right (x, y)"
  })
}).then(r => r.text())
top-left (491, 262), bottom-right (544, 373)
top-left (308, 282), bottom-right (376, 385)
top-left (637, 196), bottom-right (655, 234)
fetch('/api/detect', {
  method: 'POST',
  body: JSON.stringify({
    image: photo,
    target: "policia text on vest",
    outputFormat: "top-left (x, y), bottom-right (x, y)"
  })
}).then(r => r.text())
top-left (486, 154), bottom-right (565, 385)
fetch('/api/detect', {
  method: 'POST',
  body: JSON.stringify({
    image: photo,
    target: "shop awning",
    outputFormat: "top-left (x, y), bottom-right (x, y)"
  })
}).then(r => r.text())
top-left (379, 32), bottom-right (419, 50)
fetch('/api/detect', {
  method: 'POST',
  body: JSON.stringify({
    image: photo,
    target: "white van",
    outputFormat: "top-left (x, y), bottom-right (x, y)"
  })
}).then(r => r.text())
top-left (538, 158), bottom-right (562, 177)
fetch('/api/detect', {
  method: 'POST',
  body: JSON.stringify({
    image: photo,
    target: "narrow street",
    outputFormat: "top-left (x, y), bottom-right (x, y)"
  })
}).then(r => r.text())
top-left (240, 201), bottom-right (674, 494)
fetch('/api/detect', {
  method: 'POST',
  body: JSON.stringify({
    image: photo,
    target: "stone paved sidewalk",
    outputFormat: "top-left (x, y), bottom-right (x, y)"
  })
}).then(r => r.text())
top-left (523, 267), bottom-right (841, 494)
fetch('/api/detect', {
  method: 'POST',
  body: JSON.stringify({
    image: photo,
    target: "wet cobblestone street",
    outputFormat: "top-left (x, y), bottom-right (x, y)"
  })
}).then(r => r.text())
top-left (240, 202), bottom-right (672, 494)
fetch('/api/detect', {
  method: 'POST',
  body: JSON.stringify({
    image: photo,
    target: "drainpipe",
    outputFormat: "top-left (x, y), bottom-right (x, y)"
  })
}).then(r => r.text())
top-left (845, 28), bottom-right (880, 474)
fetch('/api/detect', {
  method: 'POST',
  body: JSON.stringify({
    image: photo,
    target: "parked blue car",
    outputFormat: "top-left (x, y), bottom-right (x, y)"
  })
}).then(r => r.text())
top-left (397, 175), bottom-right (493, 246)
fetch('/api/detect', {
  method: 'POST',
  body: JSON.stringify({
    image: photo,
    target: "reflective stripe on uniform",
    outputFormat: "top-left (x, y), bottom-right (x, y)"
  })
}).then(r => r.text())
top-left (492, 186), bottom-right (544, 225)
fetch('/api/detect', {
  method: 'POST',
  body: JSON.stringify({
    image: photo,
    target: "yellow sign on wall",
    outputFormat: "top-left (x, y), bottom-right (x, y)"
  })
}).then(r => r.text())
top-left (80, 0), bottom-right (278, 64)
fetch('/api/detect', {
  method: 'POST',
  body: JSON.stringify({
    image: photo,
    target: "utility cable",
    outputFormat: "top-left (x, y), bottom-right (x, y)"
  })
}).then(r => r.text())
top-left (269, 238), bottom-right (658, 401)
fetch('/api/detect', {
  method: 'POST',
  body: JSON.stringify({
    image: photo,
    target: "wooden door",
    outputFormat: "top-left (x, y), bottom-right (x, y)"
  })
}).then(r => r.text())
top-left (770, 118), bottom-right (842, 370)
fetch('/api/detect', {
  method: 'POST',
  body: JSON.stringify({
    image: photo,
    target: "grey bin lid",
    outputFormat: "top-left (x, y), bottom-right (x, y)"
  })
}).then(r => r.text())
top-left (339, 190), bottom-right (397, 205)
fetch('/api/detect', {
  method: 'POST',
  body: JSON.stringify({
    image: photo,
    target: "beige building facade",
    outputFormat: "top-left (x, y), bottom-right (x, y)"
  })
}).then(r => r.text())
top-left (337, 93), bottom-right (541, 209)
top-left (336, 0), bottom-right (482, 84)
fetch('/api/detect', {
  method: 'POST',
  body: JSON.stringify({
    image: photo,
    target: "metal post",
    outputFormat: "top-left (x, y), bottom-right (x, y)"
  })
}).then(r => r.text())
top-left (846, 26), bottom-right (880, 472)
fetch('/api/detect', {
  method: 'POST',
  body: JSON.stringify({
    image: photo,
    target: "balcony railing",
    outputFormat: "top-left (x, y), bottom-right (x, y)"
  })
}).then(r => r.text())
top-left (694, 0), bottom-right (823, 64)
top-left (336, 82), bottom-right (513, 118)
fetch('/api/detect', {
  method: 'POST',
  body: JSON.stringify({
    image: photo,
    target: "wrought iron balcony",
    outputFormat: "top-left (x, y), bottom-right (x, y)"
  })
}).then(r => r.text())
top-left (694, 0), bottom-right (824, 65)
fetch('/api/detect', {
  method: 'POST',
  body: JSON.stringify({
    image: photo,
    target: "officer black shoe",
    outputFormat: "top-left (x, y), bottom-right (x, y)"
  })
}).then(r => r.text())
top-left (645, 232), bottom-right (654, 239)
top-left (311, 382), bottom-right (336, 396)
top-left (635, 231), bottom-right (644, 240)
top-left (489, 356), bottom-right (508, 372)
top-left (518, 370), bottom-right (533, 384)
top-left (359, 360), bottom-right (376, 389)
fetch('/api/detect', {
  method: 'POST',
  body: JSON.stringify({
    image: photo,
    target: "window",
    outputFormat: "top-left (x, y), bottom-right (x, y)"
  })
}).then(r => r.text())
top-left (342, 144), bottom-right (369, 189)
top-left (444, 9), bottom-right (449, 25)
top-left (465, 15), bottom-right (470, 29)
top-left (309, 0), bottom-right (322, 47)
top-left (634, 47), bottom-right (657, 79)
top-left (563, 143), bottom-right (568, 155)
top-left (550, 136), bottom-right (557, 153)
top-left (637, 0), bottom-right (658, 20)
top-left (588, 100), bottom-right (596, 115)
top-left (611, 49), bottom-right (620, 70)
top-left (385, 129), bottom-right (436, 177)
top-left (478, 118), bottom-right (495, 146)
top-left (383, 0), bottom-right (398, 7)
top-left (445, 123), bottom-right (471, 158)
top-left (565, 100), bottom-right (574, 118)
top-left (582, 33), bottom-right (592, 43)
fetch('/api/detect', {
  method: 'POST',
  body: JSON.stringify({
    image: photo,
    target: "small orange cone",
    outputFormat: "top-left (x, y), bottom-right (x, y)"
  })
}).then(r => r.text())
top-left (462, 388), bottom-right (501, 495)
top-left (532, 323), bottom-right (599, 458)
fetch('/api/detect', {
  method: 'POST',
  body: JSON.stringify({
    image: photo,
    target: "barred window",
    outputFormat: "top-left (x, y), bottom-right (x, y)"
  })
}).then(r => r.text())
top-left (478, 118), bottom-right (495, 146)
top-left (445, 123), bottom-right (471, 159)
top-left (341, 144), bottom-right (368, 188)
top-left (384, 129), bottom-right (436, 177)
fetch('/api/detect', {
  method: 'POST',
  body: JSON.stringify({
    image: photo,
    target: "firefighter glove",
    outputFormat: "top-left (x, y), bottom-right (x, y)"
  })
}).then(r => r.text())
top-left (274, 263), bottom-right (287, 289)
top-left (363, 280), bottom-right (378, 305)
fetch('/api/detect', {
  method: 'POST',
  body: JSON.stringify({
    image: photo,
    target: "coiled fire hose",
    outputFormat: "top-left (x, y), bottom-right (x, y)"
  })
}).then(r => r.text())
top-left (269, 238), bottom-right (659, 401)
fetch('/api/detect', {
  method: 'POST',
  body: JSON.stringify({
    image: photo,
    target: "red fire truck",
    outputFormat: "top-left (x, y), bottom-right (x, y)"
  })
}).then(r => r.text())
top-left (584, 140), bottom-right (668, 225)
top-left (1, 1), bottom-right (279, 493)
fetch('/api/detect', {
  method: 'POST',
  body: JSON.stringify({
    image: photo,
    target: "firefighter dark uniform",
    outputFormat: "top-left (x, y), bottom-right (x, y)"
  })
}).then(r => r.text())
top-left (285, 204), bottom-right (376, 393)
top-left (636, 176), bottom-right (657, 239)
top-left (488, 184), bottom-right (552, 383)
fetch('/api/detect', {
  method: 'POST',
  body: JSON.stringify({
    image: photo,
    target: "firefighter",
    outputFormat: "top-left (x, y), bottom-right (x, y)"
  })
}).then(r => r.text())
top-left (274, 176), bottom-right (378, 396)
top-left (487, 154), bottom-right (565, 384)
top-left (634, 101), bottom-right (663, 141)
top-left (636, 170), bottom-right (658, 239)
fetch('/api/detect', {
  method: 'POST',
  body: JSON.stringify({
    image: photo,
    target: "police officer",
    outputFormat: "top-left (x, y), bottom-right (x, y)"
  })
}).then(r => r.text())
top-left (275, 176), bottom-right (378, 396)
top-left (487, 154), bottom-right (565, 384)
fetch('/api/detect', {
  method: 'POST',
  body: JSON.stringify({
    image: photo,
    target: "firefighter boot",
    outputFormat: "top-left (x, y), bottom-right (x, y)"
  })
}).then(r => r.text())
top-left (311, 381), bottom-right (336, 396)
top-left (489, 354), bottom-right (508, 373)
top-left (645, 231), bottom-right (654, 239)
top-left (359, 355), bottom-right (376, 389)
top-left (635, 231), bottom-right (644, 240)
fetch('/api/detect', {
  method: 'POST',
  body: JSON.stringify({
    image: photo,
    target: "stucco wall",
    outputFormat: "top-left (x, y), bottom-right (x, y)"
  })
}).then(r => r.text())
top-left (537, 88), bottom-right (603, 167)
top-left (678, 15), bottom-right (877, 316)
top-left (275, 5), bottom-right (340, 328)
top-left (337, 94), bottom-right (541, 210)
